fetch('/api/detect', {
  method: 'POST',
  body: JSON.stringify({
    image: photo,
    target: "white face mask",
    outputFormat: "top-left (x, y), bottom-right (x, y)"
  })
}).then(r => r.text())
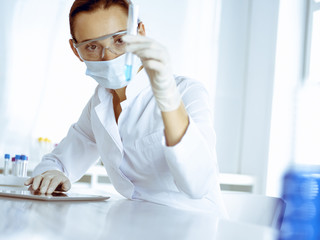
top-left (84, 54), bottom-right (142, 89)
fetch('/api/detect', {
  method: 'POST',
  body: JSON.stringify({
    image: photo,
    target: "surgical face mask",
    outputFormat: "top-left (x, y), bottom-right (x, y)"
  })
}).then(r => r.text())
top-left (84, 54), bottom-right (142, 89)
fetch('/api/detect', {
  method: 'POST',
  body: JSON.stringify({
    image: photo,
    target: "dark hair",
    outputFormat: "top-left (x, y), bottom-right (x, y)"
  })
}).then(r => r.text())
top-left (69, 0), bottom-right (129, 41)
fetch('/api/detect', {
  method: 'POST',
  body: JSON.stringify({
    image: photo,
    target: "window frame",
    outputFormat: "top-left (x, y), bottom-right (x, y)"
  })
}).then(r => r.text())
top-left (303, 0), bottom-right (320, 83)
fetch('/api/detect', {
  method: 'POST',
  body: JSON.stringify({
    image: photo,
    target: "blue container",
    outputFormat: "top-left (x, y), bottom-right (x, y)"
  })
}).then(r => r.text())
top-left (279, 165), bottom-right (320, 240)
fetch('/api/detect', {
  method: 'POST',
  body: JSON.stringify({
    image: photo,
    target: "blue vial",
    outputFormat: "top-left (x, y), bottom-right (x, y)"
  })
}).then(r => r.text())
top-left (15, 155), bottom-right (21, 176)
top-left (20, 155), bottom-right (28, 177)
top-left (279, 165), bottom-right (320, 240)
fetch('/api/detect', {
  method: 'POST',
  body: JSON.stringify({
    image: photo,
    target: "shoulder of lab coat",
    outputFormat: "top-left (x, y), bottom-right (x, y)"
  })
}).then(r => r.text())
top-left (33, 87), bottom-right (100, 181)
top-left (163, 76), bottom-right (219, 199)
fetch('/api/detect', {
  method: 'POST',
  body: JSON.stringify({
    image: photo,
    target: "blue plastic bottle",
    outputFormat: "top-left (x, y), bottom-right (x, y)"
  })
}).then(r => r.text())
top-left (20, 155), bottom-right (28, 177)
top-left (279, 165), bottom-right (320, 240)
top-left (15, 155), bottom-right (21, 176)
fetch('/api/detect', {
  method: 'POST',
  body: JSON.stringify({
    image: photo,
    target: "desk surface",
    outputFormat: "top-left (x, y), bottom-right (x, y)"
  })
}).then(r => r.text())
top-left (0, 186), bottom-right (277, 240)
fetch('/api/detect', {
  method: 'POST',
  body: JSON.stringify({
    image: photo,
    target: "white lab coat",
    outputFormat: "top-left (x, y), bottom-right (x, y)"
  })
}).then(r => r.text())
top-left (34, 69), bottom-right (227, 217)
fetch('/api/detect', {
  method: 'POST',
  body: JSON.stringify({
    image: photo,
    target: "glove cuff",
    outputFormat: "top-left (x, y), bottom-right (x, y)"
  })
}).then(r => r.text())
top-left (153, 77), bottom-right (181, 112)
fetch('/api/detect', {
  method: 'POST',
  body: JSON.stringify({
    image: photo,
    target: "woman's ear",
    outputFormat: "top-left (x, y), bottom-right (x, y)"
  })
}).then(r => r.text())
top-left (138, 22), bottom-right (146, 36)
top-left (69, 39), bottom-right (83, 62)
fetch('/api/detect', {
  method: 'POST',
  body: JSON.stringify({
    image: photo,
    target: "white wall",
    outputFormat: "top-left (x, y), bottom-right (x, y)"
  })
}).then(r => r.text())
top-left (214, 0), bottom-right (280, 194)
top-left (133, 0), bottom-right (219, 102)
top-left (214, 0), bottom-right (251, 174)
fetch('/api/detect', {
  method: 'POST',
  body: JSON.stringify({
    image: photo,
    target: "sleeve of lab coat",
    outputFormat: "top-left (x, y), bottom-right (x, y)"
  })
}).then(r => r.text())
top-left (33, 97), bottom-right (100, 183)
top-left (163, 78), bottom-right (220, 199)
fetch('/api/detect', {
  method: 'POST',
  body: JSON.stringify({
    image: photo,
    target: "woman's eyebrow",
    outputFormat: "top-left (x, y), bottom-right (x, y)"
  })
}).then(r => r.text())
top-left (80, 29), bottom-right (127, 43)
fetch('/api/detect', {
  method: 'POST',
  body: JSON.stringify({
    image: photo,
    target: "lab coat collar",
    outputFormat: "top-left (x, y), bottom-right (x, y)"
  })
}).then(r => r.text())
top-left (95, 68), bottom-right (150, 156)
top-left (124, 68), bottom-right (150, 104)
top-left (95, 91), bottom-right (123, 154)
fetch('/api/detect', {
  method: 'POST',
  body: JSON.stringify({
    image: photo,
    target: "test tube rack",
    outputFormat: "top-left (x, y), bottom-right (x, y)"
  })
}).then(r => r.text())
top-left (0, 174), bottom-right (28, 187)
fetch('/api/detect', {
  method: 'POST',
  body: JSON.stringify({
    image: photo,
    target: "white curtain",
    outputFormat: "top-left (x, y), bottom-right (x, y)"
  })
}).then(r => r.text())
top-left (1, 0), bottom-right (60, 154)
top-left (0, 1), bottom-right (17, 149)
top-left (0, 0), bottom-right (95, 155)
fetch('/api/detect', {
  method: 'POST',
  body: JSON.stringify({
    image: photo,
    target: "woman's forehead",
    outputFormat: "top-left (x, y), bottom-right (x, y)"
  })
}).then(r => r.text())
top-left (73, 5), bottom-right (128, 43)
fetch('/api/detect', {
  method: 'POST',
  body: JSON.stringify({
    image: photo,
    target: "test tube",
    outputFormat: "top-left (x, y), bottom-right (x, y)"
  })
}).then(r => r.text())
top-left (11, 157), bottom-right (16, 176)
top-left (3, 154), bottom-right (10, 176)
top-left (21, 155), bottom-right (28, 177)
top-left (125, 2), bottom-right (139, 81)
top-left (15, 155), bottom-right (21, 177)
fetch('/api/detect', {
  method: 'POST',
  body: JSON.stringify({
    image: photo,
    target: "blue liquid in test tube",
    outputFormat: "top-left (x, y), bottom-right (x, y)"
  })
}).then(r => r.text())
top-left (125, 3), bottom-right (139, 81)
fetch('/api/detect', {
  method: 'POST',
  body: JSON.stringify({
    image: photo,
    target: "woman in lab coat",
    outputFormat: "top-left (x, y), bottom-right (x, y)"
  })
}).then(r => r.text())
top-left (25, 0), bottom-right (227, 216)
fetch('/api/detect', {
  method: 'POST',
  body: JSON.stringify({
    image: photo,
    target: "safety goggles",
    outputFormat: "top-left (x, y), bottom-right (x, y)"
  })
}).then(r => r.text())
top-left (73, 30), bottom-right (127, 61)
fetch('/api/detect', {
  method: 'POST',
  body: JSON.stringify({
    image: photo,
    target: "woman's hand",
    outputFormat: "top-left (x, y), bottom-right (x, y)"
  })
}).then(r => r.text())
top-left (123, 35), bottom-right (189, 146)
top-left (24, 170), bottom-right (71, 194)
top-left (123, 35), bottom-right (181, 112)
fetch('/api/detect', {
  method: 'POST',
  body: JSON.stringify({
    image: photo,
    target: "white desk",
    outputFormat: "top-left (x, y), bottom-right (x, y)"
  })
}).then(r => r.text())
top-left (0, 186), bottom-right (277, 240)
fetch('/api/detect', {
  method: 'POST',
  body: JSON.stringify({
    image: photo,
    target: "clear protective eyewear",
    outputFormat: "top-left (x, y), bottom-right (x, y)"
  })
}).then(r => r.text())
top-left (73, 30), bottom-right (127, 61)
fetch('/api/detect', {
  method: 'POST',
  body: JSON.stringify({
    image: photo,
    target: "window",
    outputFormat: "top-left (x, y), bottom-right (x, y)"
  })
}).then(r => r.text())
top-left (305, 0), bottom-right (320, 83)
top-left (267, 0), bottom-right (318, 197)
top-left (295, 0), bottom-right (320, 165)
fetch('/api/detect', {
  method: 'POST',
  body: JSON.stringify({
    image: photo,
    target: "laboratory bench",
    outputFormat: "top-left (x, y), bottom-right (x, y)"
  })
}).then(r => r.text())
top-left (0, 185), bottom-right (278, 240)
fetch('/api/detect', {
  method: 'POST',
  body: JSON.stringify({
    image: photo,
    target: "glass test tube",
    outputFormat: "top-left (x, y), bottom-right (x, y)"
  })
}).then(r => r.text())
top-left (11, 157), bottom-right (16, 176)
top-left (3, 154), bottom-right (10, 176)
top-left (21, 155), bottom-right (28, 177)
top-left (15, 155), bottom-right (21, 177)
top-left (125, 3), bottom-right (139, 81)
